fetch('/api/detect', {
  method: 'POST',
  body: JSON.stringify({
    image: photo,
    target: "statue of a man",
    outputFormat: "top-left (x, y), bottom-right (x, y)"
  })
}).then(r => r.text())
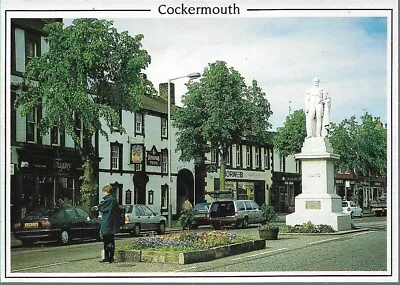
top-left (305, 77), bottom-right (331, 138)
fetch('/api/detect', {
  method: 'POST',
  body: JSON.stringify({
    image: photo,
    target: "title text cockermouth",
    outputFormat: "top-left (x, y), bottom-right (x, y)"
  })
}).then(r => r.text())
top-left (158, 3), bottom-right (240, 15)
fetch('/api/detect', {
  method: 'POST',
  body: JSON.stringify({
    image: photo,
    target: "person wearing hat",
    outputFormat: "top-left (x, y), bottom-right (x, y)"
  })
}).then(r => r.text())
top-left (98, 184), bottom-right (120, 263)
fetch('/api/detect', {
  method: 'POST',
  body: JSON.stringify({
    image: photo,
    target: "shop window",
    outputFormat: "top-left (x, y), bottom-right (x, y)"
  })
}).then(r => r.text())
top-left (26, 108), bottom-right (38, 143)
top-left (135, 112), bottom-right (144, 135)
top-left (161, 117), bottom-right (168, 139)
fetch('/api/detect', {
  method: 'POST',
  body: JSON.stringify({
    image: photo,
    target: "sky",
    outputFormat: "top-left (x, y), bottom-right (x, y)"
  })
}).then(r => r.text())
top-left (65, 15), bottom-right (389, 131)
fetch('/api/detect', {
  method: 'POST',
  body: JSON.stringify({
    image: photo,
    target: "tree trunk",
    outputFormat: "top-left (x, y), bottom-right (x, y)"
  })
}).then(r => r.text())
top-left (79, 134), bottom-right (98, 211)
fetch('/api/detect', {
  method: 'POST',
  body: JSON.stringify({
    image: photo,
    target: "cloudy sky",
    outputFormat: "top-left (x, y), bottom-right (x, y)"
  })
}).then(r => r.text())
top-left (64, 12), bottom-right (389, 131)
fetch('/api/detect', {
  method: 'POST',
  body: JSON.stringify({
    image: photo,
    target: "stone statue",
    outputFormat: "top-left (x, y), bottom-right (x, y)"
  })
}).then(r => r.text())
top-left (305, 77), bottom-right (331, 138)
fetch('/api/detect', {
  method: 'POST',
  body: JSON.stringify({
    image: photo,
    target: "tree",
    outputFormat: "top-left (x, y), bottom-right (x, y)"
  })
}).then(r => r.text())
top-left (174, 61), bottom-right (273, 191)
top-left (273, 109), bottom-right (307, 159)
top-left (15, 19), bottom-right (155, 209)
top-left (329, 113), bottom-right (387, 177)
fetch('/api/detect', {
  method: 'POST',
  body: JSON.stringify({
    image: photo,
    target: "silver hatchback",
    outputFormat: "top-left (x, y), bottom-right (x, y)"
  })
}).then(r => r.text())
top-left (120, 204), bottom-right (167, 236)
top-left (208, 200), bottom-right (264, 229)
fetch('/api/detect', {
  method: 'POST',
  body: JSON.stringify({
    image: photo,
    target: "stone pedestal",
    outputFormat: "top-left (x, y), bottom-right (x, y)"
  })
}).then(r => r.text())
top-left (286, 137), bottom-right (351, 231)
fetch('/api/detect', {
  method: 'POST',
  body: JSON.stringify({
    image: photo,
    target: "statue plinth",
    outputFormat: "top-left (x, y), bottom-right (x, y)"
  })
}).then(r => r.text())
top-left (286, 137), bottom-right (352, 231)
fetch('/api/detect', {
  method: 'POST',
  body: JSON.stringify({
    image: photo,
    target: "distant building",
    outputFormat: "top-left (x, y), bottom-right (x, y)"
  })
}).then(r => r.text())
top-left (204, 142), bottom-right (274, 207)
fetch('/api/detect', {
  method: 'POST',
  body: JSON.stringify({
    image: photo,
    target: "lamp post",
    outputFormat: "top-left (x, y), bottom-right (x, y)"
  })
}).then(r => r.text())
top-left (167, 72), bottom-right (201, 228)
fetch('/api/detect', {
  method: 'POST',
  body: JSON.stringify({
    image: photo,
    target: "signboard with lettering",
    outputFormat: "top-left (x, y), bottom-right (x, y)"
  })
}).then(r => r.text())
top-left (130, 144), bottom-right (144, 164)
top-left (223, 169), bottom-right (265, 180)
top-left (146, 145), bottom-right (161, 166)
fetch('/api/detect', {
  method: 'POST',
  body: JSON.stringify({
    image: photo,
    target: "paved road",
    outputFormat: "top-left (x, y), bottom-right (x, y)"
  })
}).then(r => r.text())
top-left (7, 216), bottom-right (389, 276)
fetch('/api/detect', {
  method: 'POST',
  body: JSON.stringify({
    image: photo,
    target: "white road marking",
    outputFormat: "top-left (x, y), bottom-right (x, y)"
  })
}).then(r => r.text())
top-left (176, 266), bottom-right (197, 272)
top-left (231, 248), bottom-right (289, 261)
top-left (12, 261), bottom-right (71, 272)
top-left (307, 237), bottom-right (342, 245)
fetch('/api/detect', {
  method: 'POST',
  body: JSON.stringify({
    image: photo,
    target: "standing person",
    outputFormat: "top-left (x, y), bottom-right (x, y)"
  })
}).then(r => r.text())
top-left (98, 184), bottom-right (120, 263)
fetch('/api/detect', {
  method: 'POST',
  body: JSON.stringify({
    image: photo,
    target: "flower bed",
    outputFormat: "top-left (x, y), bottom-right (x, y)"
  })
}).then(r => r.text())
top-left (118, 230), bottom-right (266, 264)
top-left (280, 221), bottom-right (335, 233)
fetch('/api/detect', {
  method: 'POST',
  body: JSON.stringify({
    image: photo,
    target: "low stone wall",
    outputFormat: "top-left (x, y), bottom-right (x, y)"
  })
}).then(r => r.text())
top-left (118, 239), bottom-right (266, 265)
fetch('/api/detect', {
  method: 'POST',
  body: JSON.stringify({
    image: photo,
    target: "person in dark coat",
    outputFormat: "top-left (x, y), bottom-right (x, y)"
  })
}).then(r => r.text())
top-left (98, 184), bottom-right (120, 263)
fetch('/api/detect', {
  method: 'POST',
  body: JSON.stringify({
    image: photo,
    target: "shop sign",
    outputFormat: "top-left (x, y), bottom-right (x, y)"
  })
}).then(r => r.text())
top-left (224, 169), bottom-right (265, 180)
top-left (146, 145), bottom-right (161, 166)
top-left (130, 144), bottom-right (144, 164)
top-left (54, 159), bottom-right (72, 172)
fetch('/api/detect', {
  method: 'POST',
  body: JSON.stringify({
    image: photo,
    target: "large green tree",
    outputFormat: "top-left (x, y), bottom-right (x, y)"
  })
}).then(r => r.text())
top-left (173, 61), bottom-right (273, 191)
top-left (15, 19), bottom-right (155, 209)
top-left (329, 113), bottom-right (387, 177)
top-left (273, 109), bottom-right (307, 159)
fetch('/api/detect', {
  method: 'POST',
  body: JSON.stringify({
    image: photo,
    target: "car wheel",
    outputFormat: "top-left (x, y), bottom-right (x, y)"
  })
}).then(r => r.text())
top-left (58, 229), bottom-right (70, 245)
top-left (21, 239), bottom-right (34, 246)
top-left (241, 217), bottom-right (249, 229)
top-left (157, 222), bottom-right (166, 235)
top-left (360, 211), bottom-right (363, 218)
top-left (130, 224), bottom-right (140, 237)
top-left (350, 212), bottom-right (354, 219)
top-left (191, 224), bottom-right (199, 229)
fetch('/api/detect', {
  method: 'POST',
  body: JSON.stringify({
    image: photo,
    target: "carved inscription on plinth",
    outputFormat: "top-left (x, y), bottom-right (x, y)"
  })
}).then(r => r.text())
top-left (306, 201), bottom-right (321, 209)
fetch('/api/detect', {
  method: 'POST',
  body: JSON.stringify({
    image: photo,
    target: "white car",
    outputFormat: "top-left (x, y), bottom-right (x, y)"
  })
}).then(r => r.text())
top-left (342, 201), bottom-right (363, 218)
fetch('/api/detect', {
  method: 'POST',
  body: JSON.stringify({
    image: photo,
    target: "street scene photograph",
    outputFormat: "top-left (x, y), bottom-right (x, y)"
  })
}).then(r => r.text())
top-left (1, 0), bottom-right (398, 284)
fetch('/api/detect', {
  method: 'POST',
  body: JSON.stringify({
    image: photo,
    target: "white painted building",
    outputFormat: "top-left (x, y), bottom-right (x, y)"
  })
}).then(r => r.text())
top-left (97, 89), bottom-right (196, 217)
top-left (204, 143), bottom-right (273, 207)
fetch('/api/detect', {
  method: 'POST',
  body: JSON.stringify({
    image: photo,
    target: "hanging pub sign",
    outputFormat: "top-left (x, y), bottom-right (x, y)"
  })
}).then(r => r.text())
top-left (130, 144), bottom-right (144, 164)
top-left (146, 145), bottom-right (161, 166)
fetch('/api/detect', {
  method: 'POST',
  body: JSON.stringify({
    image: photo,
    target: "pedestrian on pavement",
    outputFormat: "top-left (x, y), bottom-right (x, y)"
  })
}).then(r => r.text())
top-left (181, 196), bottom-right (193, 212)
top-left (98, 184), bottom-right (120, 263)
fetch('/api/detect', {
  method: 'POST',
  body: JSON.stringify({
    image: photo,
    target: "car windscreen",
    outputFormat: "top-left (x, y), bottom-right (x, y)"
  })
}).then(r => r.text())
top-left (341, 202), bottom-right (348, 207)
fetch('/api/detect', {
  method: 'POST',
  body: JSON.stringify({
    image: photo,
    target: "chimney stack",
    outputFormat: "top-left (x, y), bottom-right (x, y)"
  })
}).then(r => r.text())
top-left (159, 82), bottom-right (175, 105)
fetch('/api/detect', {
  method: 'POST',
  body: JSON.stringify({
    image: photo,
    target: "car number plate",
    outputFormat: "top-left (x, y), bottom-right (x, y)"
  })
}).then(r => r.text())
top-left (24, 222), bottom-right (39, 228)
top-left (195, 214), bottom-right (206, 217)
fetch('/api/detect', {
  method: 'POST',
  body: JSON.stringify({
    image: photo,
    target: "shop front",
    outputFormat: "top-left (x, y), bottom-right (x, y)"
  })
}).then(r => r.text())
top-left (12, 146), bottom-right (83, 223)
top-left (271, 172), bottom-right (301, 213)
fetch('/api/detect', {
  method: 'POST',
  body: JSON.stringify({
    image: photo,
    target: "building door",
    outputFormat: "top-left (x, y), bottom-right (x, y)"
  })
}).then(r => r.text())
top-left (177, 169), bottom-right (194, 213)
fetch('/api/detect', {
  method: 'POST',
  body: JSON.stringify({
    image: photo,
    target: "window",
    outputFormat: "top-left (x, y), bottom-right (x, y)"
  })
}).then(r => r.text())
top-left (211, 148), bottom-right (218, 164)
top-left (111, 109), bottom-right (122, 132)
top-left (51, 123), bottom-right (60, 146)
top-left (264, 148), bottom-right (270, 170)
top-left (161, 117), bottom-right (168, 138)
top-left (161, 184), bottom-right (168, 209)
top-left (25, 37), bottom-right (39, 68)
top-left (225, 147), bottom-right (232, 166)
top-left (236, 145), bottom-right (242, 167)
top-left (110, 143), bottom-right (122, 171)
top-left (161, 149), bottom-right (168, 173)
top-left (246, 146), bottom-right (252, 168)
top-left (135, 112), bottom-right (143, 135)
top-left (255, 148), bottom-right (261, 168)
top-left (74, 114), bottom-right (83, 148)
top-left (26, 108), bottom-right (38, 143)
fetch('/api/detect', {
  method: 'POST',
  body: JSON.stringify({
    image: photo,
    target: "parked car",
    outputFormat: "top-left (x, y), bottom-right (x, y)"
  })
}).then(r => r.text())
top-left (120, 204), bottom-right (166, 236)
top-left (190, 202), bottom-right (211, 229)
top-left (208, 200), bottom-right (264, 229)
top-left (342, 200), bottom-right (363, 218)
top-left (13, 205), bottom-right (101, 246)
top-left (90, 205), bottom-right (126, 226)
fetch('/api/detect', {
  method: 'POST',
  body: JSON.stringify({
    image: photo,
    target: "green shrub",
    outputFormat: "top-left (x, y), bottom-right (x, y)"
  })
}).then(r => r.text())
top-left (281, 221), bottom-right (335, 233)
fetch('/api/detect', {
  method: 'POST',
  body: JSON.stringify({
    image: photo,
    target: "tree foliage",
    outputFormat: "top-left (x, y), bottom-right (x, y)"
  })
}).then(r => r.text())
top-left (273, 109), bottom-right (307, 157)
top-left (173, 60), bottom-right (273, 190)
top-left (329, 113), bottom-right (387, 177)
top-left (15, 19), bottom-right (155, 208)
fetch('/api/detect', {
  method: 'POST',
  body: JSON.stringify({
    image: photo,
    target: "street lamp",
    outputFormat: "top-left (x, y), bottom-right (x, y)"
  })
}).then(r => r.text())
top-left (168, 72), bottom-right (201, 228)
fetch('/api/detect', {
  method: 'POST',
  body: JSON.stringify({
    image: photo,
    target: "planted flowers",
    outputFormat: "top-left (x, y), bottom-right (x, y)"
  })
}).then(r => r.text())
top-left (120, 230), bottom-right (252, 252)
